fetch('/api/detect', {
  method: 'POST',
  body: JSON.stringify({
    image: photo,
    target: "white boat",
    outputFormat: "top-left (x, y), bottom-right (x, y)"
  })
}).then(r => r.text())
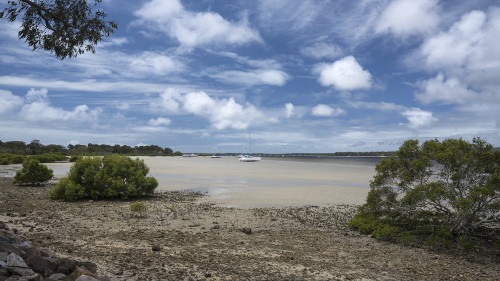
top-left (239, 154), bottom-right (261, 162)
top-left (183, 154), bottom-right (198, 157)
top-left (239, 132), bottom-right (261, 162)
top-left (210, 155), bottom-right (221, 158)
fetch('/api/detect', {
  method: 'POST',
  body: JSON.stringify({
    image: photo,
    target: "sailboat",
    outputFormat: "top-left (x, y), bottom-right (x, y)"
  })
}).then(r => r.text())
top-left (239, 132), bottom-right (261, 162)
top-left (211, 146), bottom-right (221, 158)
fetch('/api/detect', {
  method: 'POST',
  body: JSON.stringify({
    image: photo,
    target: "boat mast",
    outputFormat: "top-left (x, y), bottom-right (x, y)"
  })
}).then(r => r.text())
top-left (249, 131), bottom-right (252, 154)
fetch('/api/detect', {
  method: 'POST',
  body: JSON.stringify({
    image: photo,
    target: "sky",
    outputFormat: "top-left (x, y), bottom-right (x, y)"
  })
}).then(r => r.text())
top-left (1, 0), bottom-right (499, 154)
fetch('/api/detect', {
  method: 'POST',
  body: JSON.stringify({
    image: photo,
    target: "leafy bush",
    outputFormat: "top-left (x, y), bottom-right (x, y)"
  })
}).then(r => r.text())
top-left (13, 158), bottom-right (54, 185)
top-left (29, 153), bottom-right (67, 163)
top-left (350, 138), bottom-right (500, 248)
top-left (131, 202), bottom-right (148, 212)
top-left (69, 155), bottom-right (81, 162)
top-left (0, 153), bottom-right (26, 165)
top-left (50, 154), bottom-right (158, 201)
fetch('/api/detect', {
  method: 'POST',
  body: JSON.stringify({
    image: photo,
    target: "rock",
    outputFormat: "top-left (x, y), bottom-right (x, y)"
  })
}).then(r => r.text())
top-left (71, 267), bottom-right (106, 281)
top-left (0, 260), bottom-right (7, 275)
top-left (27, 255), bottom-right (57, 276)
top-left (204, 271), bottom-right (211, 278)
top-left (75, 276), bottom-right (100, 281)
top-left (152, 245), bottom-right (161, 252)
top-left (23, 273), bottom-right (42, 281)
top-left (6, 253), bottom-right (35, 276)
top-left (0, 252), bottom-right (7, 262)
top-left (23, 247), bottom-right (42, 261)
top-left (240, 227), bottom-right (252, 235)
top-left (76, 261), bottom-right (97, 273)
top-left (0, 243), bottom-right (25, 256)
top-left (55, 258), bottom-right (77, 275)
top-left (48, 273), bottom-right (67, 280)
top-left (0, 222), bottom-right (6, 230)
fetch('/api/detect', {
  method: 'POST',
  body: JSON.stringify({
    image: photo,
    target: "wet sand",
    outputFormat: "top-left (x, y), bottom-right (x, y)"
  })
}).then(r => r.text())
top-left (141, 156), bottom-right (375, 207)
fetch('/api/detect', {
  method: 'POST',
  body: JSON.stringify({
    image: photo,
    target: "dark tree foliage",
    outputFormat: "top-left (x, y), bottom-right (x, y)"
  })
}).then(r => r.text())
top-left (50, 154), bottom-right (158, 201)
top-left (350, 138), bottom-right (500, 249)
top-left (0, 0), bottom-right (117, 59)
top-left (13, 158), bottom-right (54, 185)
top-left (0, 140), bottom-right (175, 156)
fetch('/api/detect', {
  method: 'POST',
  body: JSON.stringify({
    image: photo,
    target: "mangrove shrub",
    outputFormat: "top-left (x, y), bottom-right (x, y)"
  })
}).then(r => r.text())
top-left (50, 154), bottom-right (158, 201)
top-left (13, 158), bottom-right (54, 185)
top-left (350, 138), bottom-right (500, 246)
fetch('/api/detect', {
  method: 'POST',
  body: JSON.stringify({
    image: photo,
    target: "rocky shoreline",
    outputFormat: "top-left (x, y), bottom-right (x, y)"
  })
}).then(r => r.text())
top-left (1, 220), bottom-right (108, 281)
top-left (1, 177), bottom-right (499, 280)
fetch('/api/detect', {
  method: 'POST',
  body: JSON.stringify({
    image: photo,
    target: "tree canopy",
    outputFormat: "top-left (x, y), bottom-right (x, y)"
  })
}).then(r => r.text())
top-left (0, 0), bottom-right (117, 59)
top-left (350, 138), bottom-right (500, 250)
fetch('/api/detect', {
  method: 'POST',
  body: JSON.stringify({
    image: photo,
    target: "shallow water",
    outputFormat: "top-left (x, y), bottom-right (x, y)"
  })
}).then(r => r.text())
top-left (1, 156), bottom-right (379, 208)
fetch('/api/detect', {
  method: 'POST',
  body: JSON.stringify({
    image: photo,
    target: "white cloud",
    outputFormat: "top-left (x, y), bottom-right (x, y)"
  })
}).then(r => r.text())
top-left (420, 10), bottom-right (486, 70)
top-left (258, 0), bottom-right (322, 31)
top-left (312, 104), bottom-right (345, 117)
top-left (129, 52), bottom-right (184, 76)
top-left (347, 100), bottom-right (405, 112)
top-left (284, 103), bottom-right (294, 118)
top-left (7, 88), bottom-right (102, 124)
top-left (376, 0), bottom-right (440, 38)
top-left (0, 89), bottom-right (23, 115)
top-left (414, 7), bottom-right (500, 109)
top-left (148, 117), bottom-right (171, 126)
top-left (135, 0), bottom-right (262, 49)
top-left (416, 73), bottom-right (477, 104)
top-left (300, 42), bottom-right (343, 60)
top-left (99, 37), bottom-right (130, 48)
top-left (209, 69), bottom-right (289, 87)
top-left (315, 56), bottom-right (372, 91)
top-left (153, 89), bottom-right (266, 130)
top-left (401, 108), bottom-right (437, 129)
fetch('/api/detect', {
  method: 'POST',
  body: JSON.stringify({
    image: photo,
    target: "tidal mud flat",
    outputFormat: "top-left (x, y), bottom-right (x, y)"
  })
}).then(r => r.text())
top-left (0, 178), bottom-right (499, 280)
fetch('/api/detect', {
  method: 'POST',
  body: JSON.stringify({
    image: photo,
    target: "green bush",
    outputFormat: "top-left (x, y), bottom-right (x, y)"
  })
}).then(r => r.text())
top-left (29, 153), bottom-right (67, 163)
top-left (350, 138), bottom-right (500, 249)
top-left (69, 155), bottom-right (81, 162)
top-left (131, 202), bottom-right (148, 212)
top-left (50, 154), bottom-right (158, 201)
top-left (0, 153), bottom-right (26, 165)
top-left (13, 158), bottom-right (54, 185)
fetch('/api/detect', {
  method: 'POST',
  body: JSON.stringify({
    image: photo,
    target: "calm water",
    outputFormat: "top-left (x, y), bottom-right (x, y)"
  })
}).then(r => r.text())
top-left (1, 156), bottom-right (382, 207)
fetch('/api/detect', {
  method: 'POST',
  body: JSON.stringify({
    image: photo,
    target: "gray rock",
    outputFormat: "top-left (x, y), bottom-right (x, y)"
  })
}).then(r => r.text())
top-left (6, 253), bottom-right (35, 276)
top-left (55, 258), bottom-right (77, 275)
top-left (75, 276), bottom-right (100, 281)
top-left (27, 255), bottom-right (57, 276)
top-left (23, 273), bottom-right (41, 281)
top-left (0, 260), bottom-right (7, 276)
top-left (0, 252), bottom-right (8, 262)
top-left (0, 244), bottom-right (25, 256)
top-left (48, 273), bottom-right (67, 280)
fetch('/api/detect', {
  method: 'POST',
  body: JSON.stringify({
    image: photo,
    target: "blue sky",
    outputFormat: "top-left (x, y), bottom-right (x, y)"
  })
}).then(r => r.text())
top-left (1, 0), bottom-right (499, 153)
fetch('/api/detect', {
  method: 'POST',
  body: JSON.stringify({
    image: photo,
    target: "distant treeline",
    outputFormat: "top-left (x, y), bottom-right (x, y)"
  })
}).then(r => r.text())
top-left (0, 139), bottom-right (181, 157)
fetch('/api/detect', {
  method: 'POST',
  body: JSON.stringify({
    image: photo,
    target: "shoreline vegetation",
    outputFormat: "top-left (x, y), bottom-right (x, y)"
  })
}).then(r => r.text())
top-left (0, 139), bottom-right (397, 163)
top-left (1, 178), bottom-right (499, 280)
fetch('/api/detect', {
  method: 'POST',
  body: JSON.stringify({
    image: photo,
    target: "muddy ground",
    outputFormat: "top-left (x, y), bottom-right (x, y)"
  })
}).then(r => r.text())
top-left (0, 178), bottom-right (498, 280)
